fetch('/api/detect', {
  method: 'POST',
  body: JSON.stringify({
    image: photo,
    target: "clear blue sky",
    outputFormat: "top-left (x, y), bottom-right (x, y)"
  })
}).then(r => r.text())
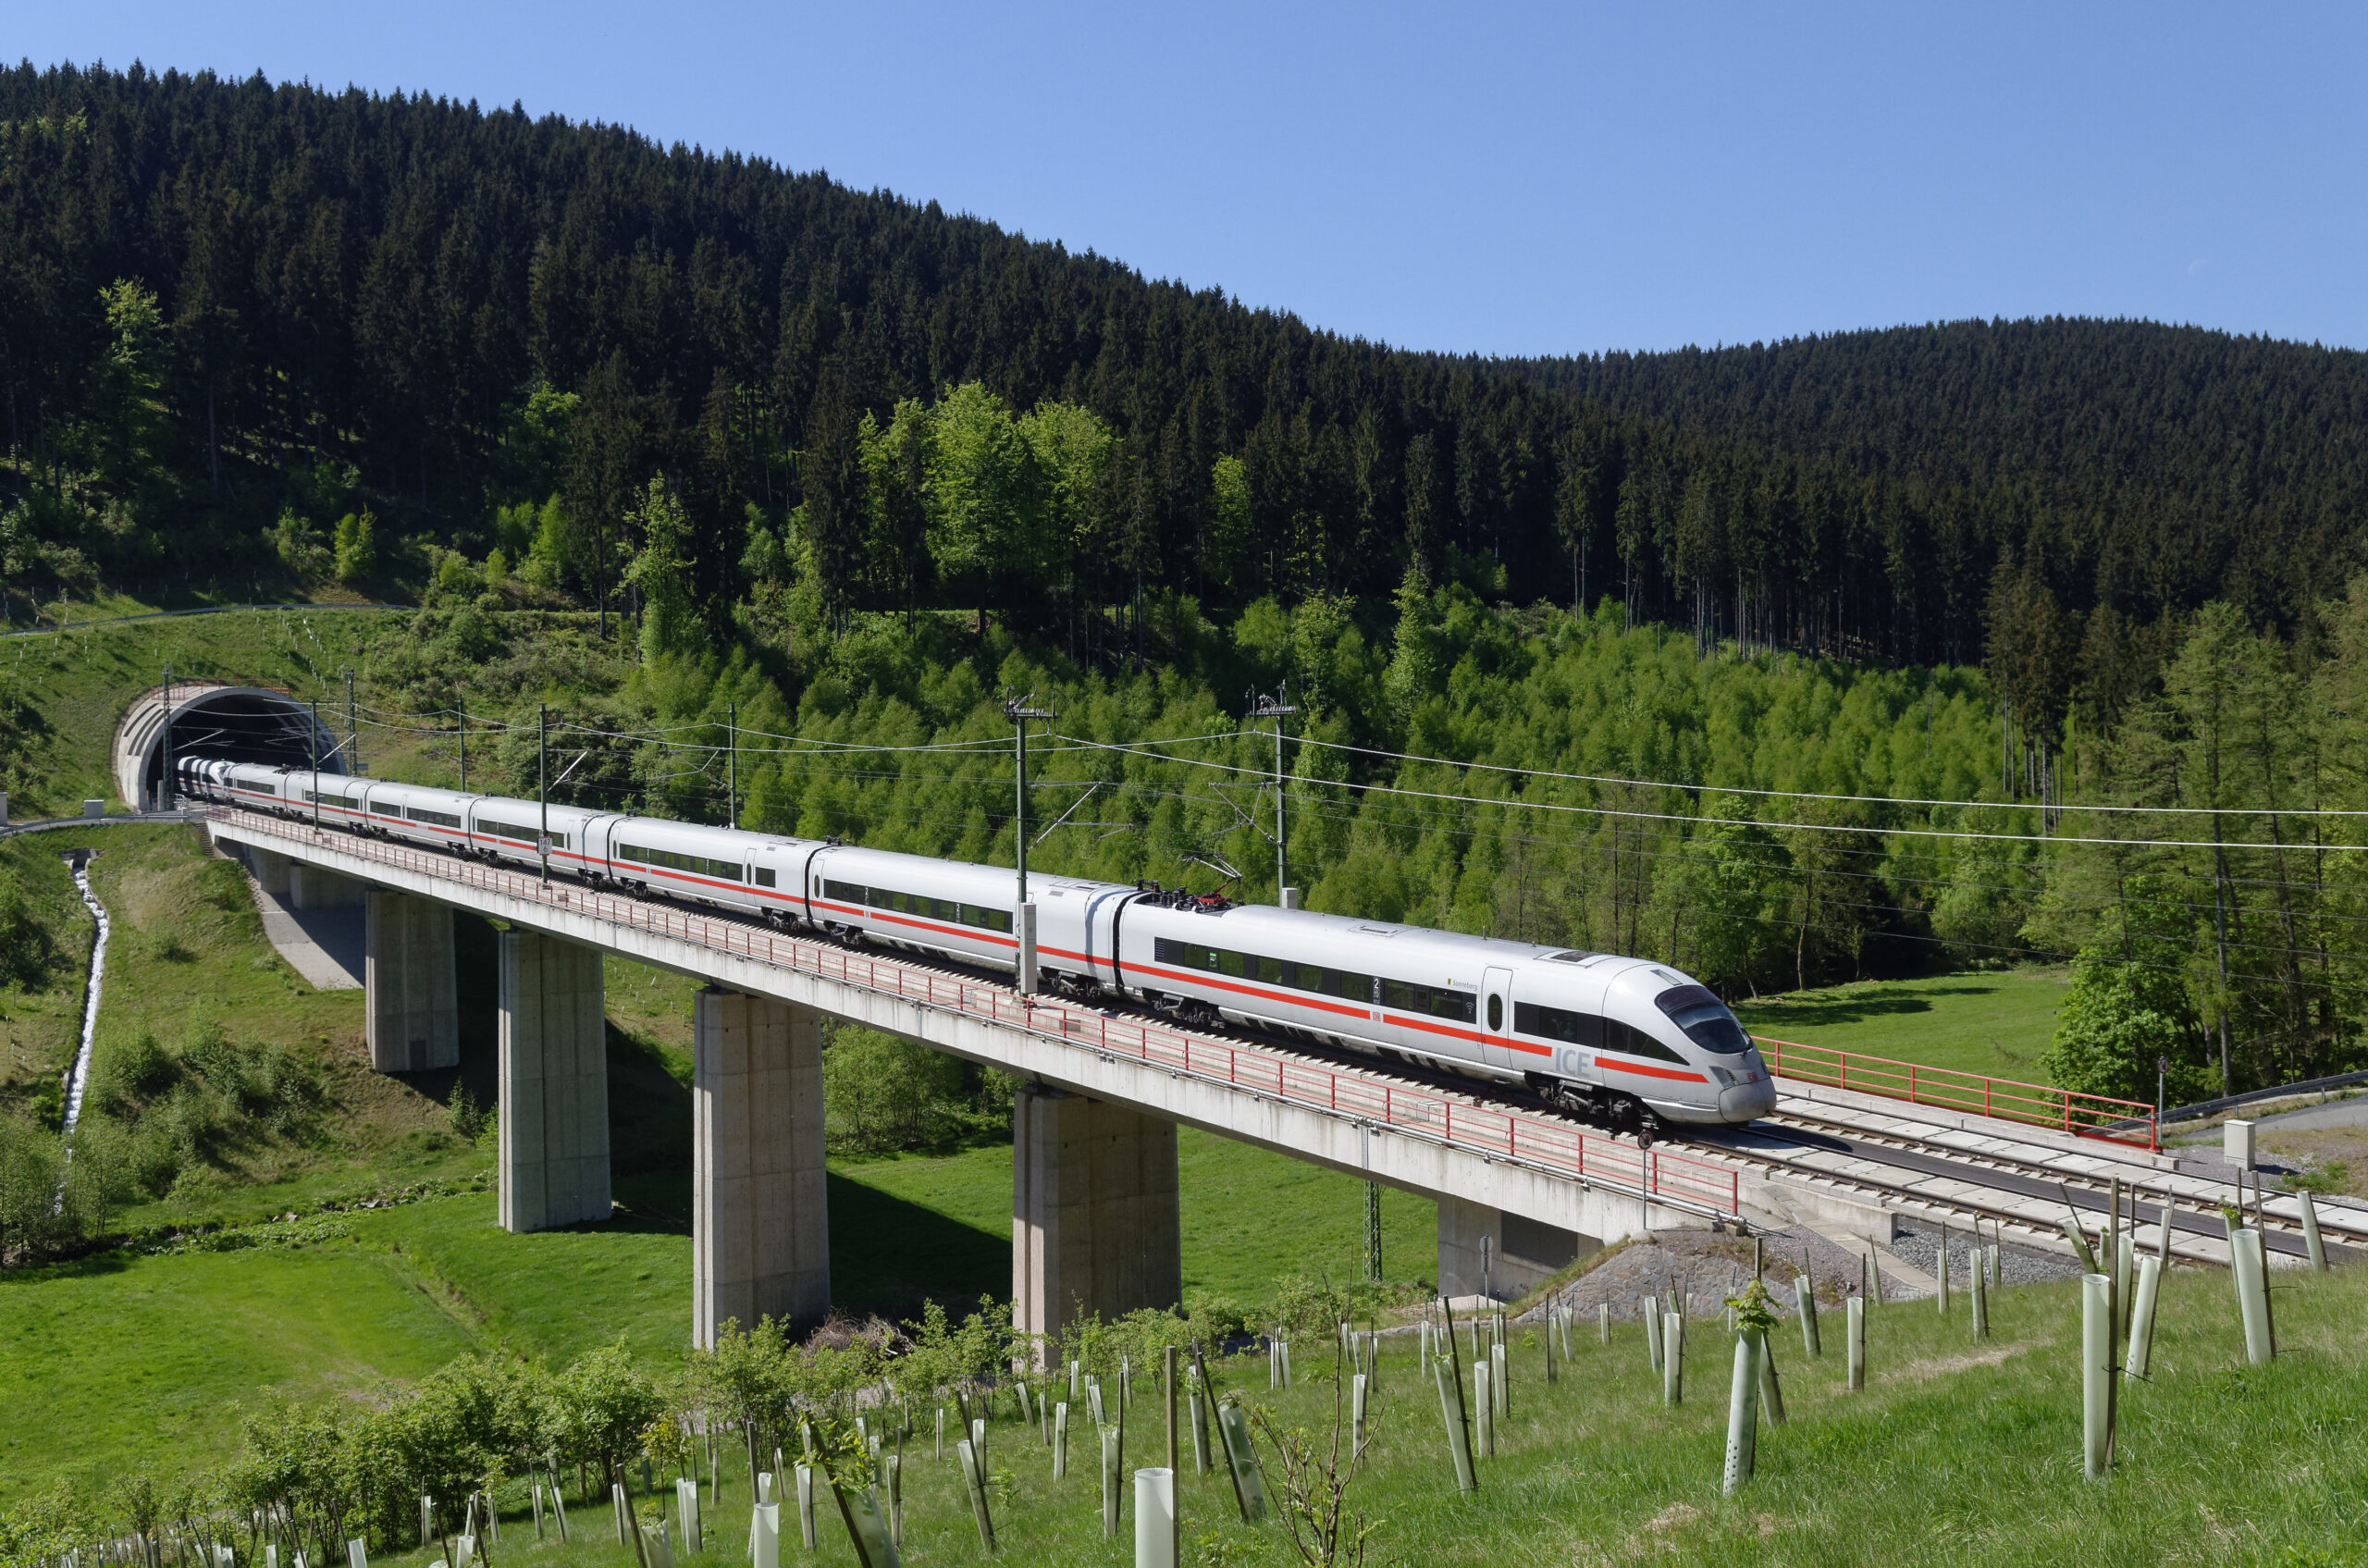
top-left (20, 2), bottom-right (2368, 356)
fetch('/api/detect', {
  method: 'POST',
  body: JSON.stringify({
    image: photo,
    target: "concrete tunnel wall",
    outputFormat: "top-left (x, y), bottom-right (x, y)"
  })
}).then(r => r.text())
top-left (112, 683), bottom-right (348, 810)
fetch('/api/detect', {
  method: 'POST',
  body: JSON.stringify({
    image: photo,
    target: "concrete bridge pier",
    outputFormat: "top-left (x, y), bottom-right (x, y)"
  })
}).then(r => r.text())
top-left (1438, 1194), bottom-right (1599, 1303)
top-left (366, 889), bottom-right (459, 1071)
top-left (498, 932), bottom-right (611, 1232)
top-left (248, 846), bottom-right (293, 896)
top-left (289, 862), bottom-right (364, 910)
top-left (693, 988), bottom-right (830, 1346)
top-left (1012, 1082), bottom-right (1182, 1359)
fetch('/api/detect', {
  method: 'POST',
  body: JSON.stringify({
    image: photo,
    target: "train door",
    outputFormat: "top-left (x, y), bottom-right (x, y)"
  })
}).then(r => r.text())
top-left (1479, 966), bottom-right (1520, 1072)
top-left (1084, 887), bottom-right (1137, 989)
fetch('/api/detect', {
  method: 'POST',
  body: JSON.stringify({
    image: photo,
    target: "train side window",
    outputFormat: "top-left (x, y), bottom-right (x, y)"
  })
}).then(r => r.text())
top-left (1514, 1001), bottom-right (1601, 1048)
top-left (1257, 956), bottom-right (1292, 986)
top-left (1604, 1019), bottom-right (1686, 1064)
top-left (1432, 990), bottom-right (1477, 1024)
top-left (824, 879), bottom-right (866, 904)
top-left (1215, 950), bottom-right (1249, 979)
top-left (960, 904), bottom-right (1014, 933)
top-left (754, 867), bottom-right (776, 888)
top-left (1380, 978), bottom-right (1427, 1012)
top-left (1486, 994), bottom-right (1503, 1031)
top-left (1318, 969), bottom-right (1374, 1003)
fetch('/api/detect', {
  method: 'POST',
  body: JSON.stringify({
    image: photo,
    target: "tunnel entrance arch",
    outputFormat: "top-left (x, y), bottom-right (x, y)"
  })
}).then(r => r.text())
top-left (111, 683), bottom-right (347, 810)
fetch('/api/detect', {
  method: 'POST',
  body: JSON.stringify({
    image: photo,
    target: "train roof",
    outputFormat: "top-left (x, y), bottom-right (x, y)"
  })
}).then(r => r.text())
top-left (1153, 900), bottom-right (1662, 983)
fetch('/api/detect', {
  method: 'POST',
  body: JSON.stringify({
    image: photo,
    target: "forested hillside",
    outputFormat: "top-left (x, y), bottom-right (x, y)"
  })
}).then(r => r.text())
top-left (6, 62), bottom-right (2368, 1107)
top-left (5, 63), bottom-right (2367, 739)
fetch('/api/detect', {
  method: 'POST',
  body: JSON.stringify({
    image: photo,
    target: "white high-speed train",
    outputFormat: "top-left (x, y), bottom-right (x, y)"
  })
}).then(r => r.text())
top-left (183, 757), bottom-right (1776, 1130)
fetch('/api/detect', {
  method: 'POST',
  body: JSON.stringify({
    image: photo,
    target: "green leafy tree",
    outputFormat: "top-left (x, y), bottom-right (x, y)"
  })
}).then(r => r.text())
top-left (626, 475), bottom-right (700, 661)
top-left (857, 399), bottom-right (932, 614)
top-left (81, 278), bottom-right (169, 496)
top-left (1207, 452), bottom-right (1255, 596)
top-left (2041, 874), bottom-right (2208, 1102)
top-left (332, 508), bottom-right (378, 583)
top-left (821, 1027), bottom-right (967, 1152)
top-left (1659, 797), bottom-right (1793, 994)
top-left (544, 1340), bottom-right (663, 1492)
top-left (925, 382), bottom-right (1042, 613)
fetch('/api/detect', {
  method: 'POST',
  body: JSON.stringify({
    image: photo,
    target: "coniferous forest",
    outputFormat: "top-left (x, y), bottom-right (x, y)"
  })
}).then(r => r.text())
top-left (7, 62), bottom-right (2368, 1104)
top-left (6, 66), bottom-right (2367, 704)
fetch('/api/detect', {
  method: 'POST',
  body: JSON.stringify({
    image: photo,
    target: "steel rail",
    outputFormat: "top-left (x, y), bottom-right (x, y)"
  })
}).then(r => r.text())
top-left (1699, 1115), bottom-right (2350, 1265)
top-left (1759, 1106), bottom-right (2368, 1245)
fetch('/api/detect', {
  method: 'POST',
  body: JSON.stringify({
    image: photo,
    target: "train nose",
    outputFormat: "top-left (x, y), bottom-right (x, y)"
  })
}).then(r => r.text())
top-left (1719, 1073), bottom-right (1778, 1121)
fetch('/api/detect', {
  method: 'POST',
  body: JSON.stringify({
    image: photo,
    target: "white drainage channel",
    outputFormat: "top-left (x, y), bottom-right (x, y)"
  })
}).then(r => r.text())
top-left (60, 856), bottom-right (109, 1142)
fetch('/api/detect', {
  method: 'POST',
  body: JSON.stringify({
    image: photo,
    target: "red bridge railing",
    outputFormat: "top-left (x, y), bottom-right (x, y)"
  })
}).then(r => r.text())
top-left (205, 809), bottom-right (1743, 1217)
top-left (1752, 1034), bottom-right (2160, 1151)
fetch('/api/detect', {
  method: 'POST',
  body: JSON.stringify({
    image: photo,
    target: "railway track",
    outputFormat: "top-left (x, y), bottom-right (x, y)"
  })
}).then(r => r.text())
top-left (592, 862), bottom-right (2358, 1268)
top-left (1694, 1106), bottom-right (2353, 1266)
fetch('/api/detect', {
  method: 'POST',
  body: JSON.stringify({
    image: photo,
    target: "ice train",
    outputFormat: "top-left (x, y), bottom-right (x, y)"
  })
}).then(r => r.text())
top-left (180, 757), bottom-right (1777, 1130)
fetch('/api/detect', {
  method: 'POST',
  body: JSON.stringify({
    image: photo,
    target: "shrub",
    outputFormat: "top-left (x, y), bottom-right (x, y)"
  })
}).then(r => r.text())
top-left (822, 1027), bottom-right (968, 1153)
top-left (0, 1479), bottom-right (93, 1568)
top-left (270, 508), bottom-right (331, 580)
top-left (543, 1340), bottom-right (663, 1489)
top-left (88, 1025), bottom-right (337, 1195)
top-left (1188, 1293), bottom-right (1256, 1344)
top-left (450, 1083), bottom-right (489, 1142)
top-left (0, 1113), bottom-right (68, 1259)
top-left (196, 858), bottom-right (252, 915)
top-left (0, 868), bottom-right (56, 990)
top-left (93, 1031), bottom-right (175, 1113)
top-left (1270, 1273), bottom-right (1353, 1341)
top-left (332, 508), bottom-right (378, 583)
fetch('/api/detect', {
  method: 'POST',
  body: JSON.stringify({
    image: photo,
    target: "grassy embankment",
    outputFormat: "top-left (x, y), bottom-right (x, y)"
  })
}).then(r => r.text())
top-left (2, 601), bottom-right (402, 819)
top-left (21, 1223), bottom-right (2368, 1564)
top-left (0, 836), bottom-right (94, 1123)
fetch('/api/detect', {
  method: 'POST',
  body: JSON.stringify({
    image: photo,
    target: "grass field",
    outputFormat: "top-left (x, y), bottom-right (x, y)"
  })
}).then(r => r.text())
top-left (0, 1241), bottom-right (475, 1505)
top-left (1733, 966), bottom-right (2070, 1081)
top-left (0, 1124), bottom-right (1438, 1504)
top-left (831, 1128), bottom-right (1438, 1314)
top-left (712, 1253), bottom-right (2368, 1565)
top-left (33, 1238), bottom-right (2362, 1565)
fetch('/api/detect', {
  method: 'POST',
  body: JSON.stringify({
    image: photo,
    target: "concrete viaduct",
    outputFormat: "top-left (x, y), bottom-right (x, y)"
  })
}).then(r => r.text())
top-left (204, 806), bottom-right (1771, 1353)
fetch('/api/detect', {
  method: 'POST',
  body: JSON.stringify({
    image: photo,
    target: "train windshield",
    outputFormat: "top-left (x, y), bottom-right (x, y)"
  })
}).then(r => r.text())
top-left (1653, 984), bottom-right (1753, 1055)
